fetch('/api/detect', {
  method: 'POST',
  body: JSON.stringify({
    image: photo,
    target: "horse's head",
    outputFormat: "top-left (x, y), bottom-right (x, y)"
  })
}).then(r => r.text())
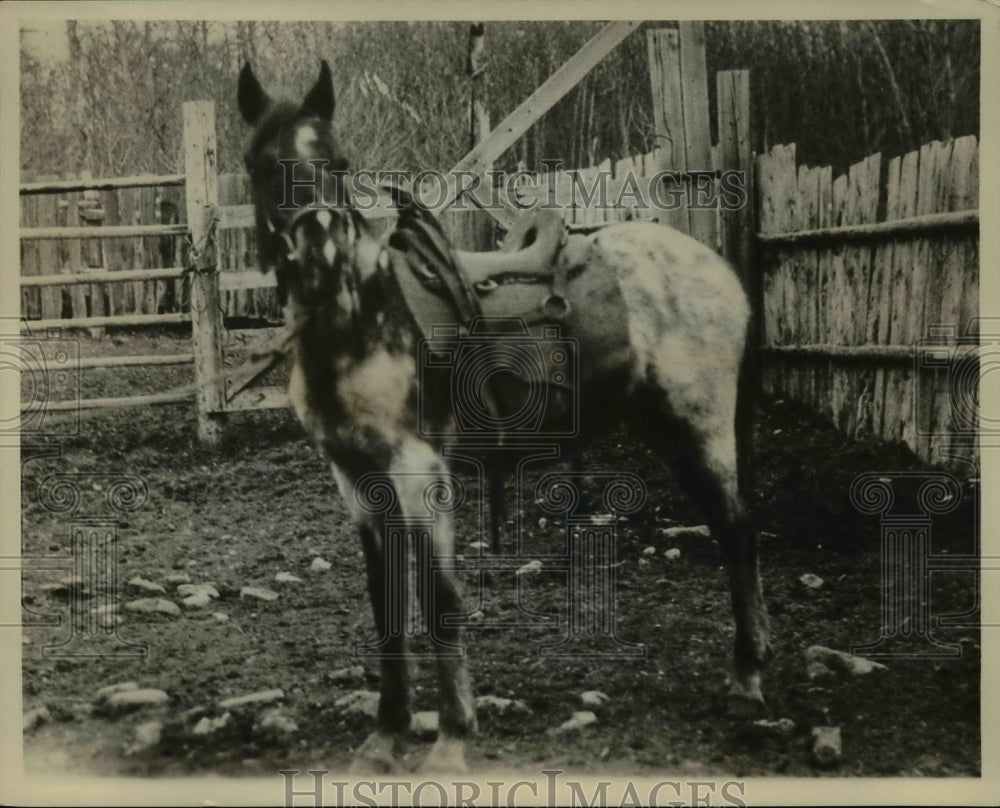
top-left (238, 61), bottom-right (350, 283)
top-left (281, 205), bottom-right (385, 327)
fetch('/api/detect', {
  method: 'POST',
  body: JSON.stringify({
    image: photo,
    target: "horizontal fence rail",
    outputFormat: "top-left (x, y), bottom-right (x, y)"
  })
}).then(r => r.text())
top-left (21, 267), bottom-right (187, 287)
top-left (761, 343), bottom-right (980, 363)
top-left (76, 353), bottom-right (194, 369)
top-left (20, 223), bottom-right (189, 240)
top-left (757, 209), bottom-right (979, 246)
top-left (20, 173), bottom-right (186, 195)
top-left (43, 389), bottom-right (196, 412)
top-left (20, 312), bottom-right (191, 331)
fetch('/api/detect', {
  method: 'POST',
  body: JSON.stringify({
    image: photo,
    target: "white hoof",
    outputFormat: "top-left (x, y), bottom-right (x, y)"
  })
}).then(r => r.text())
top-left (348, 730), bottom-right (405, 775)
top-left (417, 735), bottom-right (468, 775)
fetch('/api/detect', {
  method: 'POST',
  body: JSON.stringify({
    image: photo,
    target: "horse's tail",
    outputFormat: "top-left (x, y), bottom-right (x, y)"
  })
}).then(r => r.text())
top-left (735, 311), bottom-right (759, 506)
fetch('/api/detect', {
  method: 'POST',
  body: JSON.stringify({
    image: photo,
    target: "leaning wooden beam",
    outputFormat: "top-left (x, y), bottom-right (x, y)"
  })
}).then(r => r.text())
top-left (20, 174), bottom-right (186, 195)
top-left (21, 223), bottom-right (188, 240)
top-left (762, 343), bottom-right (980, 363)
top-left (76, 354), bottom-right (194, 369)
top-left (21, 312), bottom-right (191, 331)
top-left (21, 267), bottom-right (186, 287)
top-left (441, 20), bottom-right (640, 228)
top-left (757, 209), bottom-right (977, 246)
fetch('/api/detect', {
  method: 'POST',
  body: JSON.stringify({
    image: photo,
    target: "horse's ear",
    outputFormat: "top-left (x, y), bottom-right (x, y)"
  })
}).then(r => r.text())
top-left (301, 60), bottom-right (335, 121)
top-left (238, 62), bottom-right (271, 125)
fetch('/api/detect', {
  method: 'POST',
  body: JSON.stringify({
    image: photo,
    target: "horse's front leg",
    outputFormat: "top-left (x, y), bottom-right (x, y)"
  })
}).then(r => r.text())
top-left (392, 441), bottom-right (476, 774)
top-left (331, 466), bottom-right (412, 774)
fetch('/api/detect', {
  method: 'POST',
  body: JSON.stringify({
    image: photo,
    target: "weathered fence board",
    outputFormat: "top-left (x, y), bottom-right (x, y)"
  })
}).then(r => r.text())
top-left (757, 137), bottom-right (979, 471)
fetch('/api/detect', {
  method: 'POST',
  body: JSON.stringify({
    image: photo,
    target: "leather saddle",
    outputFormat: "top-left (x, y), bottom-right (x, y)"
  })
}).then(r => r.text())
top-left (384, 186), bottom-right (629, 378)
top-left (385, 189), bottom-right (596, 330)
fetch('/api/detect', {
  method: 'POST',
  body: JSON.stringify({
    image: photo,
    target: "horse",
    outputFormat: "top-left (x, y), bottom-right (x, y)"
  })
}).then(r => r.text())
top-left (237, 60), bottom-right (771, 774)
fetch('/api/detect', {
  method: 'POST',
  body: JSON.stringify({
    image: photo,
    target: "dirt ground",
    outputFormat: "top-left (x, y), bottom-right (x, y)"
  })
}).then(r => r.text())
top-left (19, 329), bottom-right (980, 779)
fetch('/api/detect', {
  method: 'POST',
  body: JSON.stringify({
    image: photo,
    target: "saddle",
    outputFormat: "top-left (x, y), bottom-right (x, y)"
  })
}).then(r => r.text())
top-left (385, 189), bottom-right (625, 356)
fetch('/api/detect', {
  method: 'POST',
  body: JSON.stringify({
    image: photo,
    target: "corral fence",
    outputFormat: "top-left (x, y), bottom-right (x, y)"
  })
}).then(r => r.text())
top-left (756, 136), bottom-right (979, 470)
top-left (18, 24), bottom-right (979, 472)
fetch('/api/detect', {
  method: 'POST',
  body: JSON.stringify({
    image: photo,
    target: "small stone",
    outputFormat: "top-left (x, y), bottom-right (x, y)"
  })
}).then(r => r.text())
top-left (410, 711), bottom-right (439, 740)
top-left (127, 577), bottom-right (166, 595)
top-left (475, 695), bottom-right (532, 716)
top-left (753, 717), bottom-right (796, 736)
top-left (275, 572), bottom-right (302, 583)
top-left (240, 586), bottom-right (279, 602)
top-left (658, 525), bottom-right (710, 540)
top-left (811, 726), bottom-right (842, 766)
top-left (310, 557), bottom-right (332, 572)
top-left (804, 646), bottom-right (888, 679)
top-left (212, 612), bottom-right (229, 623)
top-left (467, 541), bottom-right (489, 553)
top-left (177, 583), bottom-right (219, 599)
top-left (39, 582), bottom-right (70, 598)
top-left (107, 688), bottom-right (170, 712)
top-left (96, 681), bottom-right (138, 701)
top-left (125, 598), bottom-right (180, 617)
top-left (129, 720), bottom-right (163, 753)
top-left (638, 558), bottom-right (651, 568)
top-left (182, 593), bottom-right (212, 609)
top-left (256, 708), bottom-right (298, 736)
top-left (588, 514), bottom-right (615, 526)
top-left (326, 665), bottom-right (365, 683)
top-left (643, 546), bottom-right (657, 556)
top-left (580, 690), bottom-right (609, 709)
top-left (516, 560), bottom-right (542, 576)
top-left (467, 609), bottom-right (486, 624)
top-left (799, 573), bottom-right (824, 590)
top-left (553, 710), bottom-right (598, 734)
top-left (664, 548), bottom-right (682, 560)
top-left (91, 605), bottom-right (121, 626)
top-left (192, 713), bottom-right (231, 735)
top-left (334, 690), bottom-right (379, 718)
top-left (165, 573), bottom-right (191, 585)
top-left (219, 689), bottom-right (284, 709)
top-left (23, 706), bottom-right (51, 732)
top-left (67, 702), bottom-right (94, 721)
top-left (538, 517), bottom-right (548, 530)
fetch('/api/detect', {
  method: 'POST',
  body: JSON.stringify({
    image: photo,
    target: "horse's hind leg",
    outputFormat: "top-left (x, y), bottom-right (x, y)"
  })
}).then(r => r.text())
top-left (393, 442), bottom-right (476, 773)
top-left (636, 395), bottom-right (772, 714)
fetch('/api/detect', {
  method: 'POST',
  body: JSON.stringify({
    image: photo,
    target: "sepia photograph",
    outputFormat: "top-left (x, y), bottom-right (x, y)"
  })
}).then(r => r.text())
top-left (3, 2), bottom-right (996, 805)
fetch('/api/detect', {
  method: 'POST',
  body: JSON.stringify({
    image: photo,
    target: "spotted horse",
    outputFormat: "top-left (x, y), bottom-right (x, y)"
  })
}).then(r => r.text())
top-left (237, 60), bottom-right (771, 773)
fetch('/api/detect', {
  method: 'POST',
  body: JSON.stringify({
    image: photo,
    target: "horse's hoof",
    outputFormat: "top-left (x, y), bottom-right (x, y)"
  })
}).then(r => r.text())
top-left (417, 736), bottom-right (468, 775)
top-left (348, 731), bottom-right (406, 775)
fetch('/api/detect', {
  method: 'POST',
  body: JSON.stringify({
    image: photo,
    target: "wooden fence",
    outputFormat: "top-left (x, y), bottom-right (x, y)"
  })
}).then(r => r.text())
top-left (18, 37), bottom-right (753, 448)
top-left (755, 136), bottom-right (980, 469)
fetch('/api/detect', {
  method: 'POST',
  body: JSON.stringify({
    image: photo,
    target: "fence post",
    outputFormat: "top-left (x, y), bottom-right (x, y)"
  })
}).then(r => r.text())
top-left (183, 100), bottom-right (225, 446)
top-left (646, 23), bottom-right (717, 248)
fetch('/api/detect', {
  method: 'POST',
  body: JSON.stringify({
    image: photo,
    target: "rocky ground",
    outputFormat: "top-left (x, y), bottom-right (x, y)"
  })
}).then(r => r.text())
top-left (19, 330), bottom-right (980, 779)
